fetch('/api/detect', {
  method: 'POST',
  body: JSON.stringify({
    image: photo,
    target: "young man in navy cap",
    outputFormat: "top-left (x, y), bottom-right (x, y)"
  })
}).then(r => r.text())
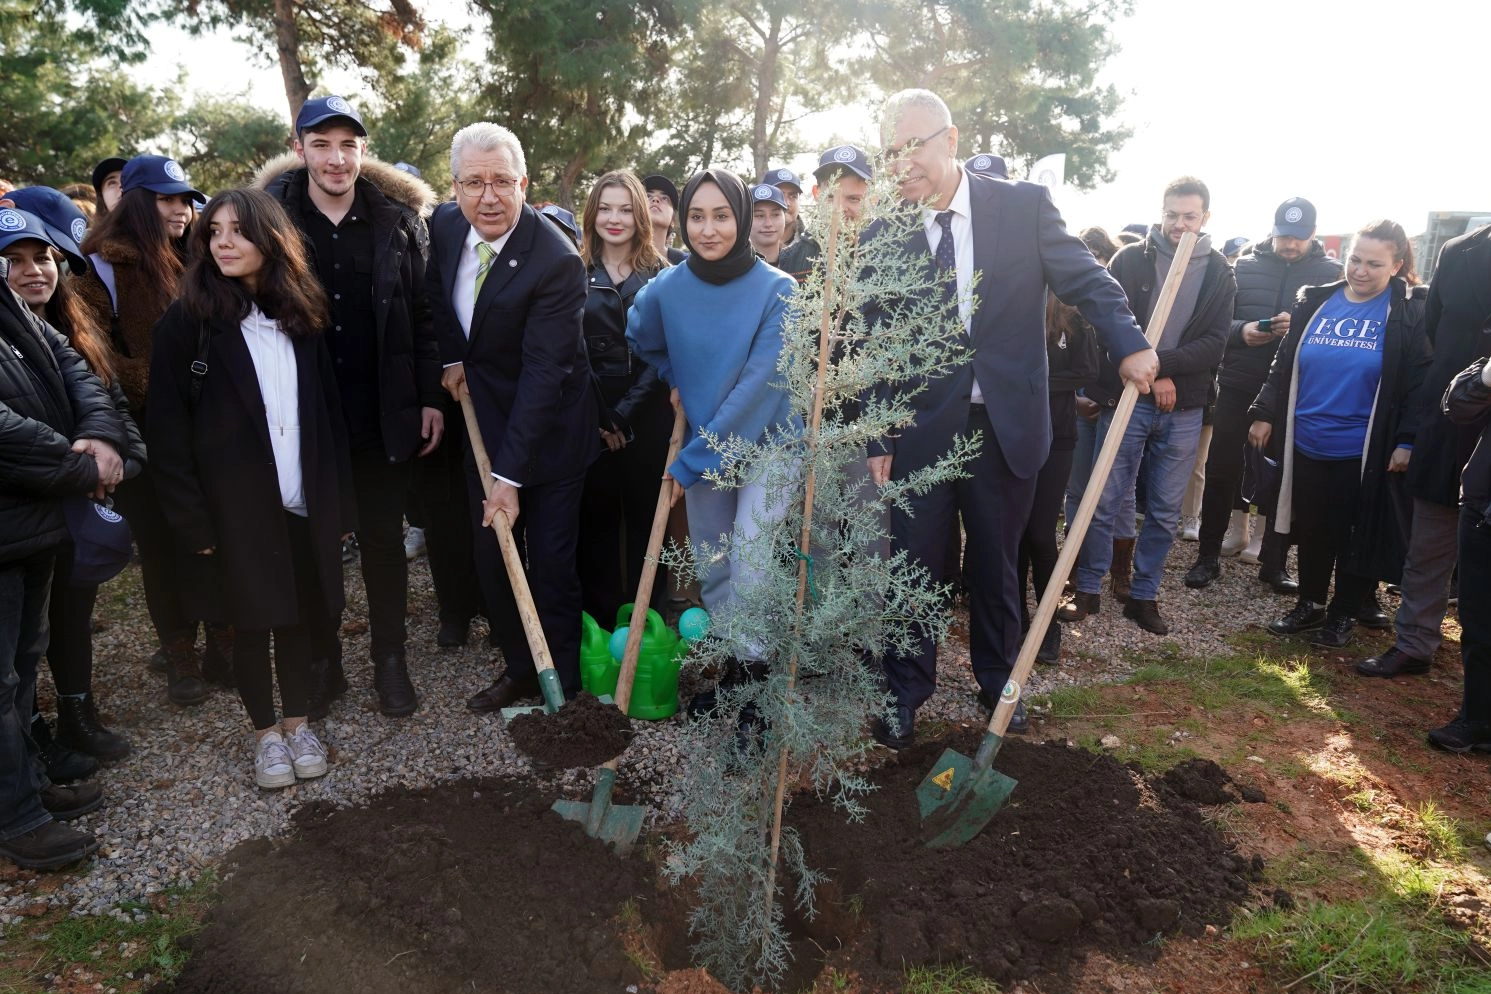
top-left (257, 95), bottom-right (444, 720)
top-left (90, 159), bottom-right (126, 216)
top-left (777, 144), bottom-right (873, 283)
top-left (761, 166), bottom-right (804, 248)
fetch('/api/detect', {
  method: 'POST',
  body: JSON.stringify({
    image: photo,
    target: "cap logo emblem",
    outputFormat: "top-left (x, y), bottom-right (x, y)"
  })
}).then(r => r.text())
top-left (71, 218), bottom-right (87, 243)
top-left (93, 503), bottom-right (122, 523)
top-left (164, 160), bottom-right (186, 182)
top-left (971, 154), bottom-right (992, 171)
top-left (753, 186), bottom-right (773, 200)
top-left (1284, 206), bottom-right (1304, 224)
top-left (327, 96), bottom-right (353, 115)
top-left (0, 210), bottom-right (25, 232)
top-left (834, 146), bottom-right (856, 162)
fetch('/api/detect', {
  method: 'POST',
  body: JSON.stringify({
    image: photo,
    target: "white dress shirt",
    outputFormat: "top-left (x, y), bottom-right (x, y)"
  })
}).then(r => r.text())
top-left (922, 167), bottom-right (981, 404)
top-left (240, 305), bottom-right (306, 516)
top-left (451, 222), bottom-right (523, 488)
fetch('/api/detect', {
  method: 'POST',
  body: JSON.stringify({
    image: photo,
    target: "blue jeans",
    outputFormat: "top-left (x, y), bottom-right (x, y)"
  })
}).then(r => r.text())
top-left (1076, 404), bottom-right (1204, 602)
top-left (1, 550), bottom-right (57, 840)
top-left (1066, 413), bottom-right (1135, 540)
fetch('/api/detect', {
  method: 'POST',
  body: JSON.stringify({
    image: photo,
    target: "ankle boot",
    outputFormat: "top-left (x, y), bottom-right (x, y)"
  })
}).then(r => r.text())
top-left (372, 652), bottom-right (418, 717)
top-left (1239, 516), bottom-right (1265, 564)
top-left (56, 694), bottom-right (130, 763)
top-left (163, 636), bottom-right (208, 707)
top-left (306, 657), bottom-right (349, 721)
top-left (1110, 538), bottom-right (1135, 603)
top-left (31, 713), bottom-right (98, 783)
top-left (1221, 509), bottom-right (1251, 557)
top-left (201, 623), bottom-right (235, 688)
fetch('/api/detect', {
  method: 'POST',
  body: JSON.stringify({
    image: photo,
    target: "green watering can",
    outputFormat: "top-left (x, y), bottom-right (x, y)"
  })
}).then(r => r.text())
top-left (577, 607), bottom-right (682, 720)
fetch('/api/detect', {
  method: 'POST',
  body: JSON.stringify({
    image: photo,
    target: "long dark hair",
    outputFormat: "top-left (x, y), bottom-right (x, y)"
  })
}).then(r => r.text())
top-left (80, 186), bottom-right (186, 312)
top-left (580, 170), bottom-right (665, 273)
top-left (182, 189), bottom-right (328, 338)
top-left (1355, 219), bottom-right (1421, 286)
top-left (49, 269), bottom-right (116, 386)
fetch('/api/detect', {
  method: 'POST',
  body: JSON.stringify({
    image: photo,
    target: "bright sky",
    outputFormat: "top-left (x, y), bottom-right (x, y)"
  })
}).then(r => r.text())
top-left (136, 0), bottom-right (1488, 239)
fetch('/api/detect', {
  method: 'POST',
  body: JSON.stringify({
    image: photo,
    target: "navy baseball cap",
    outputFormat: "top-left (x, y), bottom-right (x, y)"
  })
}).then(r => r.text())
top-left (63, 496), bottom-right (133, 588)
top-left (749, 183), bottom-right (789, 211)
top-left (120, 155), bottom-right (205, 201)
top-left (1270, 197), bottom-right (1317, 239)
top-left (392, 161), bottom-right (422, 177)
top-left (538, 203), bottom-right (578, 243)
top-left (0, 207), bottom-right (60, 256)
top-left (761, 167), bottom-right (802, 192)
top-left (295, 95), bottom-right (367, 136)
top-left (90, 157), bottom-right (127, 196)
top-left (3, 189), bottom-right (89, 273)
top-left (642, 174), bottom-right (679, 210)
top-left (814, 145), bottom-right (872, 183)
top-left (1222, 235), bottom-right (1251, 258)
top-left (965, 153), bottom-right (1008, 179)
top-left (1122, 222), bottom-right (1149, 236)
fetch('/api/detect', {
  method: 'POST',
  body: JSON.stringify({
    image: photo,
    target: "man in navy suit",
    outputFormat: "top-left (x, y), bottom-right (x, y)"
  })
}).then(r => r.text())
top-left (427, 122), bottom-right (599, 712)
top-left (868, 89), bottom-right (1159, 748)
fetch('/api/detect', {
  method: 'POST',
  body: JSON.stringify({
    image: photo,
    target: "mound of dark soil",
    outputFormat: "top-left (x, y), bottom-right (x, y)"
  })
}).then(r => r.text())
top-left (509, 691), bottom-right (633, 768)
top-left (783, 734), bottom-right (1262, 991)
top-left (1162, 757), bottom-right (1267, 805)
top-left (169, 779), bottom-right (652, 994)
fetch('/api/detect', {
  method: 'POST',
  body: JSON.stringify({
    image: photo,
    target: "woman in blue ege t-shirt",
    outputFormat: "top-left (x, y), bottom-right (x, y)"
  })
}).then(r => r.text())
top-left (1247, 220), bottom-right (1431, 650)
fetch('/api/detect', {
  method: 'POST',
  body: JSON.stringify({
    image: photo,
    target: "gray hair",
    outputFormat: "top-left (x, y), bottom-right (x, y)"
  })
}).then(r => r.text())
top-left (879, 89), bottom-right (953, 143)
top-left (450, 122), bottom-right (527, 180)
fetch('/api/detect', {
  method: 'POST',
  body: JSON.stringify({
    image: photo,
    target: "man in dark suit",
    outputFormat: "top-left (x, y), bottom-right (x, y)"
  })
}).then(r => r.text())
top-left (427, 122), bottom-right (599, 712)
top-left (868, 89), bottom-right (1158, 749)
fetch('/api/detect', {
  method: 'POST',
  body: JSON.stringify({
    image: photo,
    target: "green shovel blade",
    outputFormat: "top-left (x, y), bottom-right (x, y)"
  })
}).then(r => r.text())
top-left (916, 738), bottom-right (1019, 849)
top-left (552, 767), bottom-right (646, 855)
top-left (500, 669), bottom-right (568, 721)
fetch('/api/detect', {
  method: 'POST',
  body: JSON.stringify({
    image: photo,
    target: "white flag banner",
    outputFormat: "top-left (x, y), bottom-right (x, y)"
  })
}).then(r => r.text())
top-left (1030, 153), bottom-right (1066, 189)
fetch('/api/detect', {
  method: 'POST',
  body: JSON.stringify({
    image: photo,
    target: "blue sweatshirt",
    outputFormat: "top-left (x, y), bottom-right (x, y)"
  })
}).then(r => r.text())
top-left (626, 259), bottom-right (795, 488)
top-left (1295, 286), bottom-right (1390, 460)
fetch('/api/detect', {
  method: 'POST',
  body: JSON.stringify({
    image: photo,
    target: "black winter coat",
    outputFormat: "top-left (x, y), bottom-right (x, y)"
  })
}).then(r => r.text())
top-left (1406, 224), bottom-right (1491, 506)
top-left (258, 158), bottom-right (443, 463)
top-left (146, 303), bottom-right (355, 630)
top-left (1219, 240), bottom-right (1342, 394)
top-left (0, 286), bottom-right (127, 565)
top-left (584, 263), bottom-right (668, 437)
top-left (1443, 358), bottom-right (1491, 518)
top-left (1250, 278), bottom-right (1431, 583)
top-left (1092, 237), bottom-right (1234, 411)
top-left (1045, 300), bottom-right (1099, 451)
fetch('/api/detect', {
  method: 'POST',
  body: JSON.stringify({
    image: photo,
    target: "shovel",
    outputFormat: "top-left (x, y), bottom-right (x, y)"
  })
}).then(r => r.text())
top-left (456, 386), bottom-right (566, 719)
top-left (553, 406), bottom-right (689, 854)
top-left (916, 231), bottom-right (1199, 848)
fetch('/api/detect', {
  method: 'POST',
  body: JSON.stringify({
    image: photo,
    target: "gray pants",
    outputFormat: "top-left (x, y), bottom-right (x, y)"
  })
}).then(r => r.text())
top-left (1394, 497), bottom-right (1460, 658)
top-left (685, 476), bottom-right (783, 662)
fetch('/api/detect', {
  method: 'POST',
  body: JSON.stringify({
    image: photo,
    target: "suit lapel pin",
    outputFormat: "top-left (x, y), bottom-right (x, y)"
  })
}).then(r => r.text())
top-left (508, 259), bottom-right (518, 268)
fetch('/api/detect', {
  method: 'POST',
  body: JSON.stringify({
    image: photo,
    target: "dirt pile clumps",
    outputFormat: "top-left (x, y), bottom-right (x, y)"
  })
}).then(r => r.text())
top-left (1161, 757), bottom-right (1267, 805)
top-left (508, 691), bottom-right (633, 768)
top-left (785, 734), bottom-right (1264, 991)
top-left (169, 779), bottom-right (652, 994)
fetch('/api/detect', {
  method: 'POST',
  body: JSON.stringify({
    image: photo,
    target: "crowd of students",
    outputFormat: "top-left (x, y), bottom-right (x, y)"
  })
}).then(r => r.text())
top-left (2, 87), bottom-right (1487, 874)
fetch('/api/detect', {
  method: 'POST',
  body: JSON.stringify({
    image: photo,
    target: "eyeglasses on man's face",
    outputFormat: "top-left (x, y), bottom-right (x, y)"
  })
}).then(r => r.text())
top-left (458, 176), bottom-right (521, 198)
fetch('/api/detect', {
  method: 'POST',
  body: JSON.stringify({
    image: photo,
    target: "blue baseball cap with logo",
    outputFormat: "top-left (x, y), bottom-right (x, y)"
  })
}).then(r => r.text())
top-left (63, 496), bottom-right (133, 588)
top-left (814, 145), bottom-right (872, 184)
top-left (965, 153), bottom-right (1008, 179)
top-left (538, 203), bottom-right (578, 243)
top-left (120, 155), bottom-right (205, 201)
top-left (749, 183), bottom-right (789, 211)
top-left (1222, 235), bottom-right (1251, 258)
top-left (1, 189), bottom-right (89, 273)
top-left (296, 95), bottom-right (367, 137)
top-left (1270, 197), bottom-right (1317, 240)
top-left (0, 207), bottom-right (59, 255)
top-left (760, 167), bottom-right (802, 192)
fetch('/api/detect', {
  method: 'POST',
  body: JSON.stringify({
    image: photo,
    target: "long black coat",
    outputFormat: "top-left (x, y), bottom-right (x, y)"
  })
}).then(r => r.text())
top-left (1250, 277), bottom-right (1432, 583)
top-left (146, 303), bottom-right (355, 630)
top-left (1406, 224), bottom-right (1491, 506)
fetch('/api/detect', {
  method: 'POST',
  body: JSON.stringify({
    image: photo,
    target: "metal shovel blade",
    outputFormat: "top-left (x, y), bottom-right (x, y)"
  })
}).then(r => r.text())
top-left (499, 669), bottom-right (568, 722)
top-left (551, 767), bottom-right (646, 856)
top-left (915, 739), bottom-right (1019, 849)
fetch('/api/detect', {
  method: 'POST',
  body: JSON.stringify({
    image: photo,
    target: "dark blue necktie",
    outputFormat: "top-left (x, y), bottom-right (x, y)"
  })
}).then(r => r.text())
top-left (934, 210), bottom-right (957, 301)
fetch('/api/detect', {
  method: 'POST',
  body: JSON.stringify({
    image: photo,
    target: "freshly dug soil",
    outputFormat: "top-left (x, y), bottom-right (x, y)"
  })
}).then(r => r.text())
top-left (168, 779), bottom-right (652, 994)
top-left (1162, 757), bottom-right (1268, 806)
top-left (509, 691), bottom-right (633, 768)
top-left (781, 733), bottom-right (1262, 991)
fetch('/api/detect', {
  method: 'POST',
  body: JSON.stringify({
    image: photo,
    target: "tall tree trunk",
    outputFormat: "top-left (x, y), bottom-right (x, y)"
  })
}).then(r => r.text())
top-left (750, 13), bottom-right (782, 181)
top-left (274, 0), bottom-right (313, 129)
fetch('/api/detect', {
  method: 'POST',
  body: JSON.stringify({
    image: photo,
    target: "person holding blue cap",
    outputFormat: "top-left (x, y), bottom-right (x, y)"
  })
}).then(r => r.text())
top-left (1, 208), bottom-right (144, 773)
top-left (76, 154), bottom-right (226, 706)
top-left (747, 182), bottom-right (789, 267)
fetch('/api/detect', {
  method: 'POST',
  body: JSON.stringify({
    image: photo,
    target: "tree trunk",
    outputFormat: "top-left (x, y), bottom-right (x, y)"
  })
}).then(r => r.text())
top-left (750, 13), bottom-right (782, 182)
top-left (274, 0), bottom-right (313, 130)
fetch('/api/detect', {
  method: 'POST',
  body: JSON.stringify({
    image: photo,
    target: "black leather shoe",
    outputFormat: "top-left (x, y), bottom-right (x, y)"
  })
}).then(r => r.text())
top-left (373, 653), bottom-right (418, 717)
top-left (1356, 591), bottom-right (1393, 630)
top-left (686, 687), bottom-right (718, 719)
top-left (1269, 601), bottom-right (1326, 636)
top-left (467, 672), bottom-right (540, 712)
top-left (1036, 623), bottom-right (1061, 664)
top-left (147, 646), bottom-right (167, 674)
top-left (1184, 556), bottom-right (1221, 589)
top-left (871, 704), bottom-right (914, 751)
top-left (1309, 613), bottom-right (1355, 649)
top-left (1057, 591), bottom-right (1100, 623)
top-left (437, 617), bottom-right (471, 648)
top-left (1427, 717), bottom-right (1491, 754)
top-left (32, 716), bottom-right (98, 784)
top-left (163, 639), bottom-right (208, 707)
top-left (305, 658), bottom-right (349, 721)
top-left (201, 623), bottom-right (235, 688)
top-left (1257, 568), bottom-right (1300, 595)
top-left (1355, 646), bottom-right (1430, 679)
top-left (56, 694), bottom-right (130, 763)
top-left (1123, 598), bottom-right (1170, 635)
top-left (40, 782), bottom-right (104, 821)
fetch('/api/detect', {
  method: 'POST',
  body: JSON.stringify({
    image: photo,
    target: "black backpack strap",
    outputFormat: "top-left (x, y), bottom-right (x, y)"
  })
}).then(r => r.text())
top-left (188, 321), bottom-right (211, 411)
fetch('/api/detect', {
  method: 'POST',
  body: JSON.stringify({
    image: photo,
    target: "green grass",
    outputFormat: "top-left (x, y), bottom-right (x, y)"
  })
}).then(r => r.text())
top-left (1031, 684), bottom-right (1109, 720)
top-left (903, 963), bottom-right (1002, 993)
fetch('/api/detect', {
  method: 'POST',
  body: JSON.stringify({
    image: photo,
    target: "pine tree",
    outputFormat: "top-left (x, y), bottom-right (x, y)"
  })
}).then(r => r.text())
top-left (661, 167), bottom-right (976, 989)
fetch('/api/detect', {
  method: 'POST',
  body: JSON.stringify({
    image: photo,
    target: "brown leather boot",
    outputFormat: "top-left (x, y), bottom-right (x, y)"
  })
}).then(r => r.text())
top-left (163, 635), bottom-right (208, 707)
top-left (201, 623), bottom-right (235, 688)
top-left (1110, 538), bottom-right (1135, 604)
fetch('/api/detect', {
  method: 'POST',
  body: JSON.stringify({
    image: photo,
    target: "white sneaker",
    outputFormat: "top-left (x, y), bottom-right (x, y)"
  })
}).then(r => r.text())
top-left (255, 732), bottom-right (295, 789)
top-left (1180, 516), bottom-right (1200, 541)
top-left (1220, 510), bottom-right (1251, 557)
top-left (1239, 516), bottom-right (1266, 564)
top-left (285, 725), bottom-right (329, 780)
top-left (404, 526), bottom-right (426, 561)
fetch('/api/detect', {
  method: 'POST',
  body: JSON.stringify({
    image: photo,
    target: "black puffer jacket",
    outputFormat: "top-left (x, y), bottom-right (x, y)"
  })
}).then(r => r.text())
top-left (584, 263), bottom-right (667, 436)
top-left (1444, 358), bottom-right (1491, 518)
top-left (1219, 239), bottom-right (1341, 394)
top-left (0, 284), bottom-right (128, 564)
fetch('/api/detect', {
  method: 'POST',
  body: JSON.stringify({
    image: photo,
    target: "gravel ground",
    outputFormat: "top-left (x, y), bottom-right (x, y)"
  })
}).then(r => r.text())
top-left (0, 522), bottom-right (1320, 924)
